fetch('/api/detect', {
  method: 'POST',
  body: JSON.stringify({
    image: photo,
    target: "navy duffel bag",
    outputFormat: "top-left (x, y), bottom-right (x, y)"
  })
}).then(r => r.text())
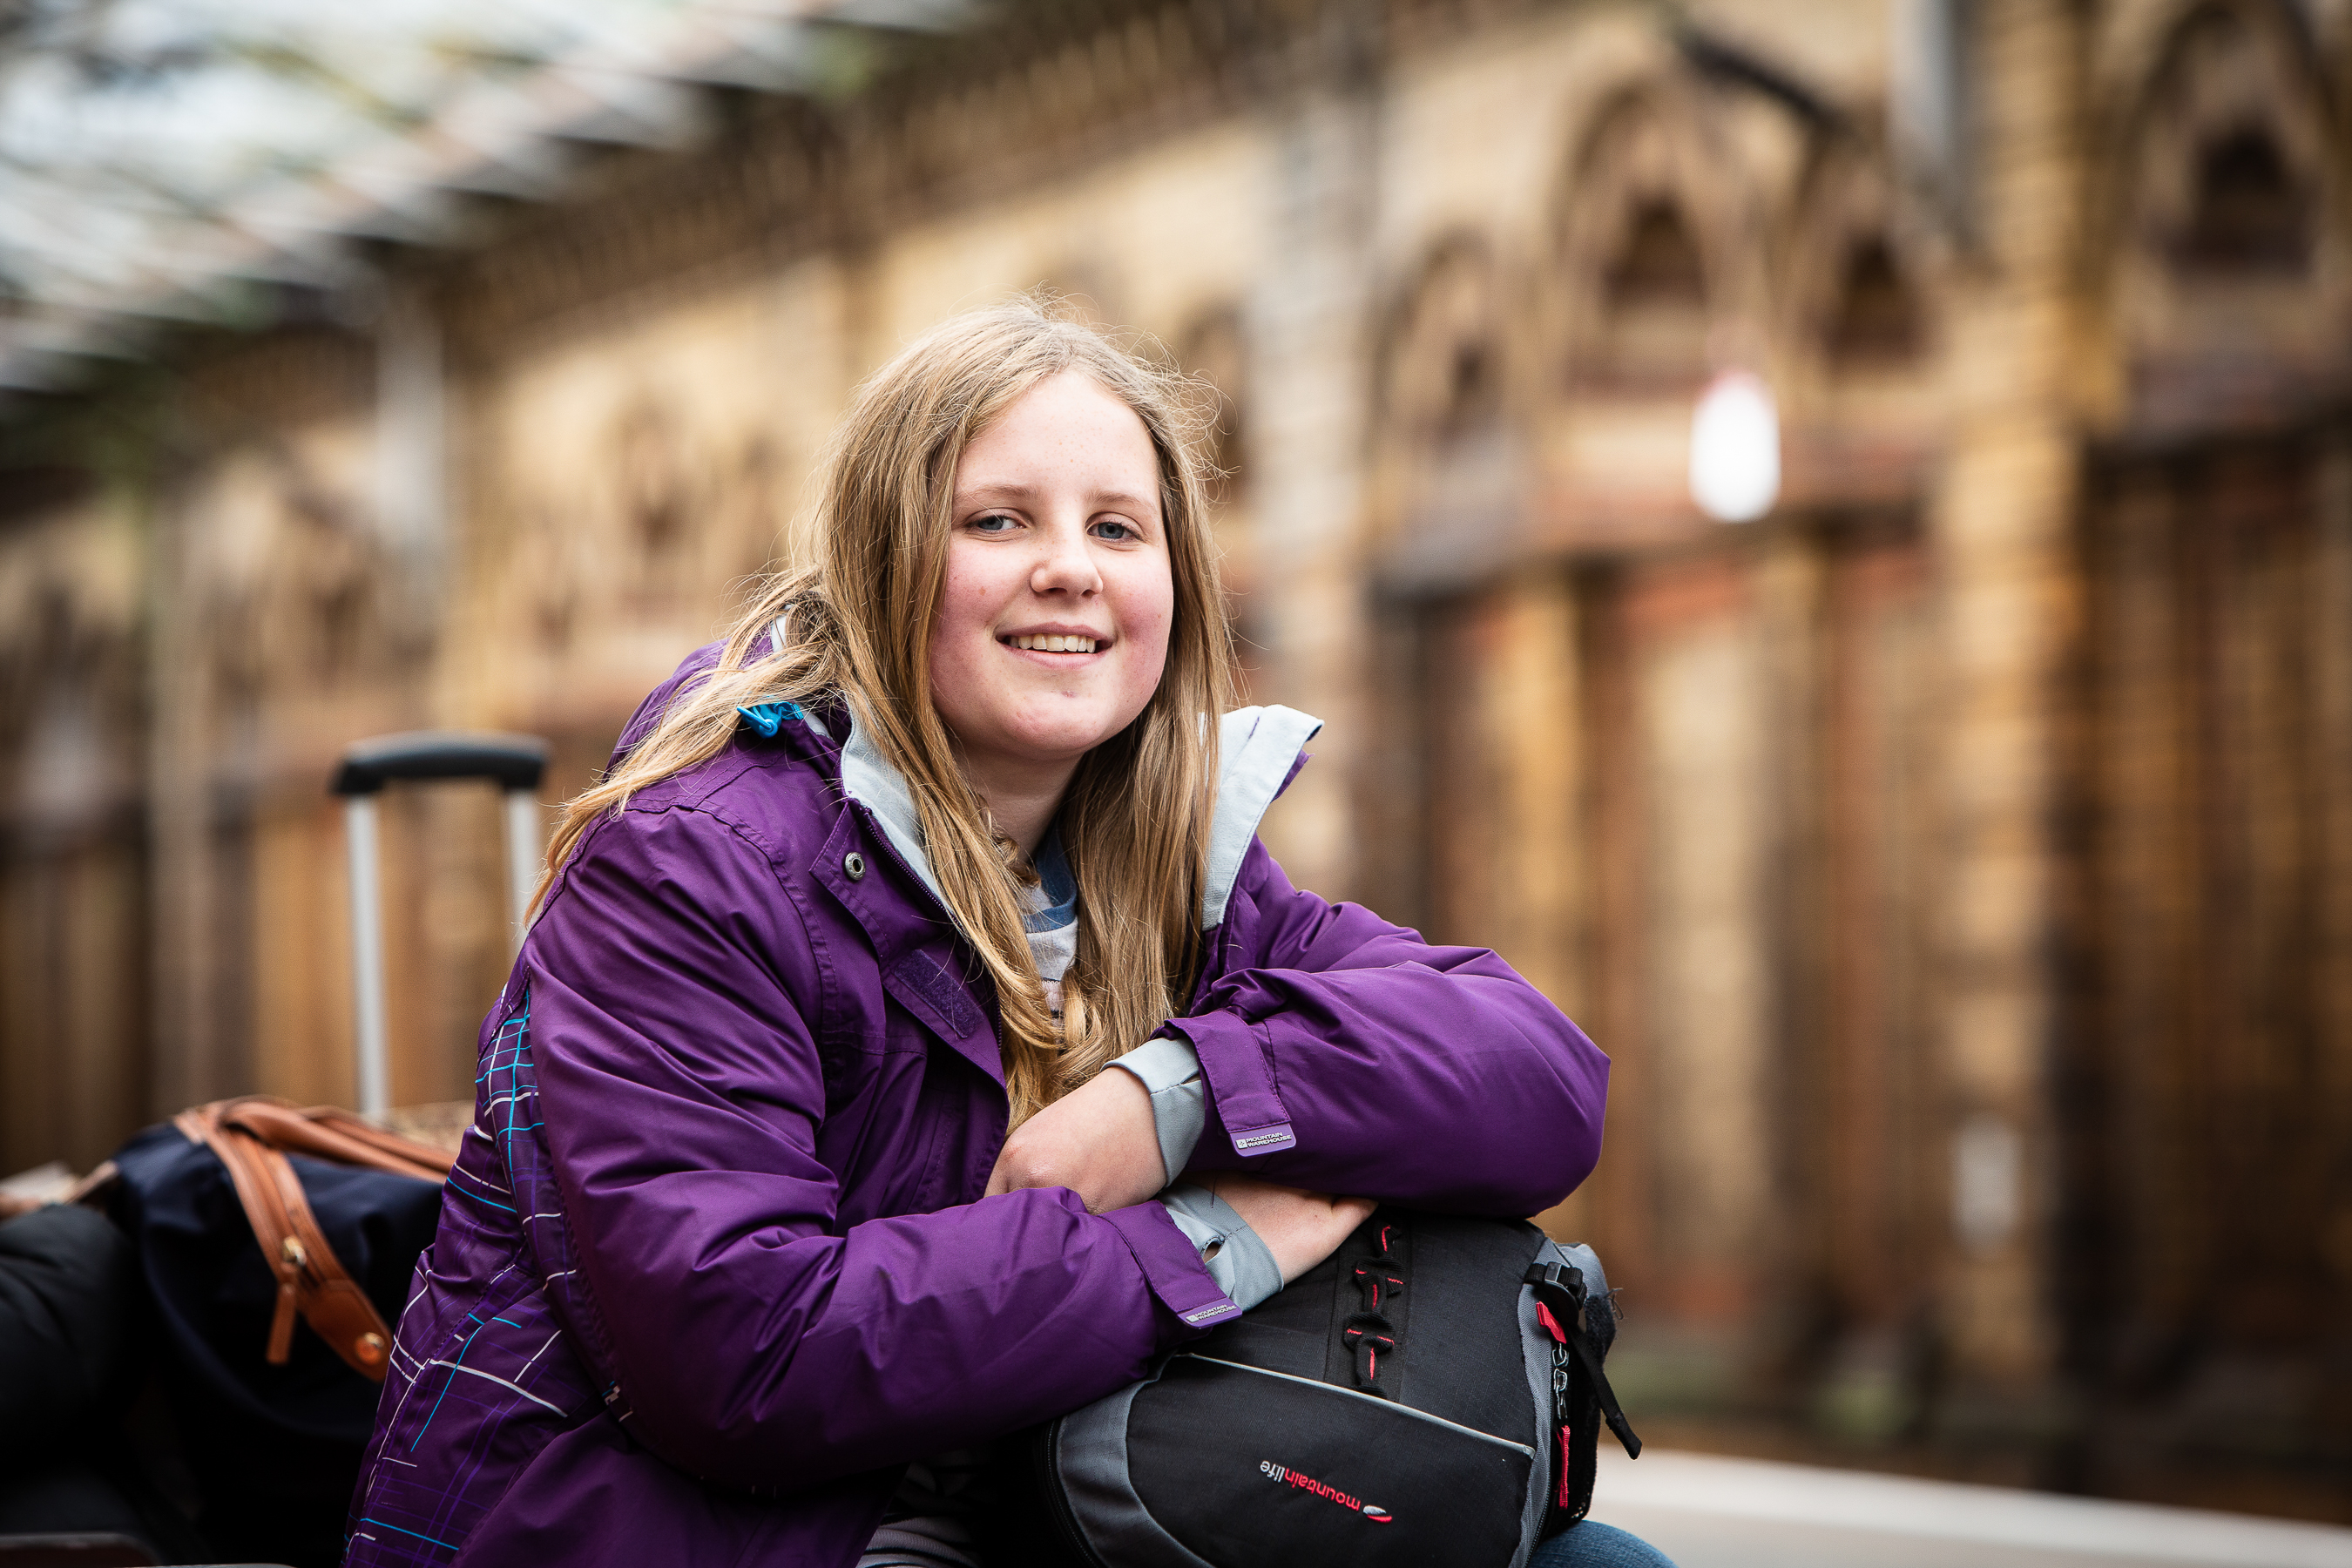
top-left (106, 1098), bottom-right (448, 1568)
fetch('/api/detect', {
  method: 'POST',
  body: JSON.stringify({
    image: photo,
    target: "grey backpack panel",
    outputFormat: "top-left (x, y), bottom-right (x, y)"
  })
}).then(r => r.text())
top-left (1046, 1373), bottom-right (1221, 1568)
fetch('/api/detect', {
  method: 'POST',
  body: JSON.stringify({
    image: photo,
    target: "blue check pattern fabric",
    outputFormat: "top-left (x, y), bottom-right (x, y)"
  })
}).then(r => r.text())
top-left (346, 989), bottom-right (608, 1564)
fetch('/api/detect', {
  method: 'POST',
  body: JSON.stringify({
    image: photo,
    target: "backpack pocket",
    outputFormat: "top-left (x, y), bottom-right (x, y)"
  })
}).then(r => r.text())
top-left (1064, 1352), bottom-right (1533, 1568)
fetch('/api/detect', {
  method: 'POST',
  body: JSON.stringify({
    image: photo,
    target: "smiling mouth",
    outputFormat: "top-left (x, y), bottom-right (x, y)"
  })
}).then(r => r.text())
top-left (1004, 633), bottom-right (1101, 653)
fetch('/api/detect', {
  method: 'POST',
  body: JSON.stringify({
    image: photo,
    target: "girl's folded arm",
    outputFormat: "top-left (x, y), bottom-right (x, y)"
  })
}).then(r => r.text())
top-left (1160, 837), bottom-right (1609, 1213)
top-left (525, 803), bottom-right (1223, 1489)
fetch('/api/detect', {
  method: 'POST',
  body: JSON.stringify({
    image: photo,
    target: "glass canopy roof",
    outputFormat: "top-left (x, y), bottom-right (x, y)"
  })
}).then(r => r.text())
top-left (0, 0), bottom-right (957, 392)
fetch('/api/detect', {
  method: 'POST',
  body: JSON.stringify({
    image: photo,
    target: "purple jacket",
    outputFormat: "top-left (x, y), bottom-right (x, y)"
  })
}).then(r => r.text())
top-left (346, 649), bottom-right (1609, 1566)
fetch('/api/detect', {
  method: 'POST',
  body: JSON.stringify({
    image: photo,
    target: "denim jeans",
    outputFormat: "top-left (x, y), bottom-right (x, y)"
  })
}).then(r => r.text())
top-left (1529, 1519), bottom-right (1680, 1567)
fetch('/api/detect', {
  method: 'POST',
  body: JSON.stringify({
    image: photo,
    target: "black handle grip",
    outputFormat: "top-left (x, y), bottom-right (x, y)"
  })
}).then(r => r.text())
top-left (330, 731), bottom-right (549, 796)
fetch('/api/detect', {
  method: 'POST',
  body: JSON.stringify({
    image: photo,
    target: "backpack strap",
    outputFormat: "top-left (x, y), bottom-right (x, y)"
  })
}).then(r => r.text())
top-left (172, 1097), bottom-right (453, 1382)
top-left (1524, 1260), bottom-right (1642, 1459)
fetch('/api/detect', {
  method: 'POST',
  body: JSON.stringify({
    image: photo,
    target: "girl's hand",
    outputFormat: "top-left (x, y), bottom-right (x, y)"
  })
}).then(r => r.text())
top-left (1200, 1174), bottom-right (1376, 1284)
top-left (983, 1075), bottom-right (1375, 1285)
top-left (986, 1065), bottom-right (1166, 1213)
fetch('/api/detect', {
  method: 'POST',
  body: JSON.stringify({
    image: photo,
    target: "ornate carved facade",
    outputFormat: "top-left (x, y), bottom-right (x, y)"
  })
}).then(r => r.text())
top-left (3, 0), bottom-right (2347, 1516)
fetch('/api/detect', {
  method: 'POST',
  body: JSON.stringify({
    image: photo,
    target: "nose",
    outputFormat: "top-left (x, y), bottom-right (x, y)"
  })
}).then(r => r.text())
top-left (1030, 517), bottom-right (1102, 598)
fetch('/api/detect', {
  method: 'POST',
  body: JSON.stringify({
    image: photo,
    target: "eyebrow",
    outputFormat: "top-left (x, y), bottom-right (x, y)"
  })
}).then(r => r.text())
top-left (957, 481), bottom-right (1161, 516)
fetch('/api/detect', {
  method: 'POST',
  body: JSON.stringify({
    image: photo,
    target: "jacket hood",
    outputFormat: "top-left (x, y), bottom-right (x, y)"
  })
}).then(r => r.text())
top-left (830, 700), bottom-right (1321, 933)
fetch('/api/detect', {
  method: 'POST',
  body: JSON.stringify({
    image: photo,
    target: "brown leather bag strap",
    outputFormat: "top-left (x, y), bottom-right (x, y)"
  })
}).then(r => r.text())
top-left (218, 1099), bottom-right (453, 1183)
top-left (175, 1098), bottom-right (408, 1382)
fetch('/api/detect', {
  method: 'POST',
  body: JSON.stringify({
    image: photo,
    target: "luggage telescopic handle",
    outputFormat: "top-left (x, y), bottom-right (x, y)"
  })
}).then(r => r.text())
top-left (330, 731), bottom-right (549, 795)
top-left (330, 731), bottom-right (551, 1121)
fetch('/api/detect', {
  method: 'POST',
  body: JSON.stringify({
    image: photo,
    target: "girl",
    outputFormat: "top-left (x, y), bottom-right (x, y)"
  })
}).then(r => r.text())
top-left (346, 300), bottom-right (1657, 1566)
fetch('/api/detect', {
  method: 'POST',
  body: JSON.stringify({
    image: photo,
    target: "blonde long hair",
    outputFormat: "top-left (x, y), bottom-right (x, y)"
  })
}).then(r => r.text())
top-left (537, 299), bottom-right (1236, 1125)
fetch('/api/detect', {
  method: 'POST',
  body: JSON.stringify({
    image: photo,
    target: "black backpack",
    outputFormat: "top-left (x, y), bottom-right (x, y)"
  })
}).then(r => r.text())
top-left (998, 1207), bottom-right (1641, 1568)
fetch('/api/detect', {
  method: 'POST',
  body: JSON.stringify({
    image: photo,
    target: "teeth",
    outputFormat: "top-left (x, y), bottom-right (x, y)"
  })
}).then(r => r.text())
top-left (1009, 634), bottom-right (1098, 652)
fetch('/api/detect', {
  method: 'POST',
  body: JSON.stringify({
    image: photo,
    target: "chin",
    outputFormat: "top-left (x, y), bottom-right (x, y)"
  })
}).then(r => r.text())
top-left (1000, 701), bottom-right (1142, 760)
top-left (1008, 722), bottom-right (1125, 760)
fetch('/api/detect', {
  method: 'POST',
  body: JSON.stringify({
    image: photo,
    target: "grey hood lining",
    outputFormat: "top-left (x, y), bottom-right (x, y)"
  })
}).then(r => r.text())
top-left (1201, 705), bottom-right (1322, 929)
top-left (839, 706), bottom-right (951, 914)
top-left (765, 614), bottom-right (950, 912)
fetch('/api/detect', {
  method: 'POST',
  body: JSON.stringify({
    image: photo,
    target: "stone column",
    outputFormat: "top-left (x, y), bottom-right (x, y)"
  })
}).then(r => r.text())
top-left (1925, 0), bottom-right (2085, 1409)
top-left (2313, 438), bottom-right (2352, 1306)
top-left (1246, 10), bottom-right (1382, 899)
top-left (1488, 575), bottom-right (1590, 1240)
top-left (1485, 573), bottom-right (1582, 1009)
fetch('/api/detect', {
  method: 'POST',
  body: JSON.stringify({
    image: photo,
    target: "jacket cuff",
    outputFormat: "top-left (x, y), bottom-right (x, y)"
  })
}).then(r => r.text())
top-left (1153, 1011), bottom-right (1296, 1159)
top-left (1108, 1036), bottom-right (1207, 1184)
top-left (1159, 1184), bottom-right (1283, 1312)
top-left (1101, 1202), bottom-right (1243, 1332)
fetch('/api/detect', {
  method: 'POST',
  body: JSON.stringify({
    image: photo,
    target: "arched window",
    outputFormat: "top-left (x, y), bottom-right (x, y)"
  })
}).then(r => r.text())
top-left (1176, 307), bottom-right (1248, 507)
top-left (1827, 238), bottom-right (1923, 367)
top-left (1379, 238), bottom-right (1503, 446)
top-left (1606, 201), bottom-right (1707, 307)
top-left (1554, 90), bottom-right (1724, 395)
top-left (2105, 1), bottom-right (2335, 412)
top-left (2179, 125), bottom-right (2309, 274)
top-left (1596, 199), bottom-right (1709, 385)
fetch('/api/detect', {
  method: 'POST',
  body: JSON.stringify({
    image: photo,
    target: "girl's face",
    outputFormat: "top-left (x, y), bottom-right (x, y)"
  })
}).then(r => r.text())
top-left (929, 369), bottom-right (1175, 787)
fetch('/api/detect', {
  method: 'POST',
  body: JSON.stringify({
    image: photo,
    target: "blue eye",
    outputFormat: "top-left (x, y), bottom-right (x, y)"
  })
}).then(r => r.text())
top-left (970, 513), bottom-right (1017, 533)
top-left (1091, 518), bottom-right (1141, 542)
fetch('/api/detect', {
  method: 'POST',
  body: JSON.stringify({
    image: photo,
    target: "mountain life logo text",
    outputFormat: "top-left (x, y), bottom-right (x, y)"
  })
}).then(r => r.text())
top-left (1258, 1460), bottom-right (1394, 1524)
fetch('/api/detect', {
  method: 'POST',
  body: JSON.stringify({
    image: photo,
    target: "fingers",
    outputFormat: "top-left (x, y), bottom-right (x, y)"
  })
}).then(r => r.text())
top-left (981, 1068), bottom-right (1165, 1213)
top-left (1206, 1178), bottom-right (1377, 1284)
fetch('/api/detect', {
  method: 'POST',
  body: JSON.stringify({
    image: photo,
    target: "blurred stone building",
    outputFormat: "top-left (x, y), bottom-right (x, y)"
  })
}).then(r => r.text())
top-left (3, 0), bottom-right (2347, 1519)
